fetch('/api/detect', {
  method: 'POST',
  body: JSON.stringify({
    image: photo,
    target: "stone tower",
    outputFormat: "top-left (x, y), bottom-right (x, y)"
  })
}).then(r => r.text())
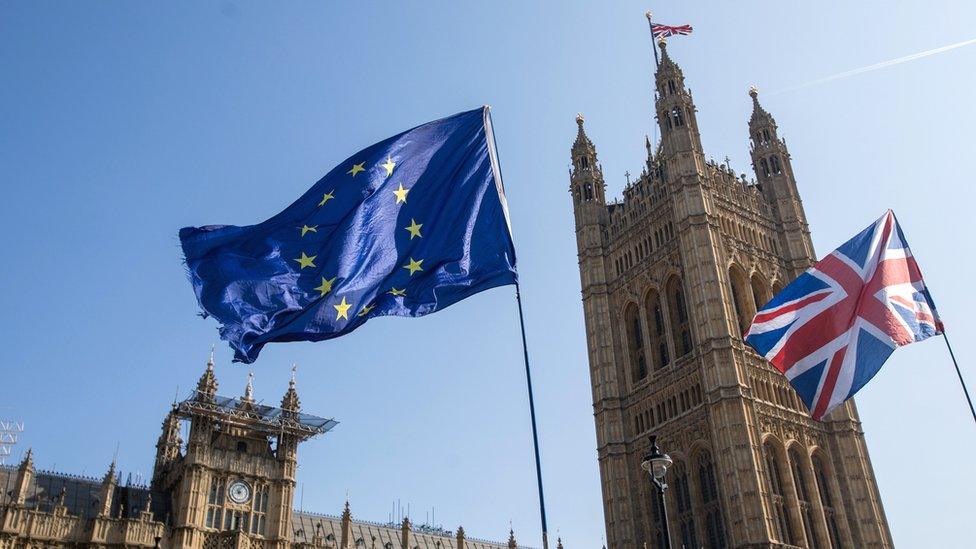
top-left (569, 35), bottom-right (892, 548)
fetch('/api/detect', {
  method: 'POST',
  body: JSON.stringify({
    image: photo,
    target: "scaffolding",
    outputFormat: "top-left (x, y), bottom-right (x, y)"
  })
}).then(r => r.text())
top-left (0, 420), bottom-right (24, 465)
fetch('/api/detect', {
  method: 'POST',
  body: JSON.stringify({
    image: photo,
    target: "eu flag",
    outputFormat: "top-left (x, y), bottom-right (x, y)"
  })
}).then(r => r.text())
top-left (180, 107), bottom-right (517, 363)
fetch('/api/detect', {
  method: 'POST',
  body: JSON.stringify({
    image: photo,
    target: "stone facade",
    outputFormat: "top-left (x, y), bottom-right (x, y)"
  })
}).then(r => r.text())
top-left (0, 358), bottom-right (537, 549)
top-left (569, 37), bottom-right (893, 548)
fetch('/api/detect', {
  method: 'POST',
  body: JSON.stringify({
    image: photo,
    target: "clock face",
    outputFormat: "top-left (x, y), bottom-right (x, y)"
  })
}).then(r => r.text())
top-left (228, 481), bottom-right (251, 504)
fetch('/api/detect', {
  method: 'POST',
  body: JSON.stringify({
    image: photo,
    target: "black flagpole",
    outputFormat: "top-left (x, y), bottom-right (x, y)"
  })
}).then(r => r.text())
top-left (516, 284), bottom-right (550, 549)
top-left (646, 10), bottom-right (660, 69)
top-left (484, 105), bottom-right (550, 549)
top-left (942, 331), bottom-right (976, 424)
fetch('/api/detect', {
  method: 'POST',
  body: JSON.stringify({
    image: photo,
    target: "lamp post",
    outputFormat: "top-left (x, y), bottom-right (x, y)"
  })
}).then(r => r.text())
top-left (641, 435), bottom-right (673, 549)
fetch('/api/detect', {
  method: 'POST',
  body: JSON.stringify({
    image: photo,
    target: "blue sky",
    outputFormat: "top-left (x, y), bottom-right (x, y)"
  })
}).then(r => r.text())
top-left (1, 1), bottom-right (974, 546)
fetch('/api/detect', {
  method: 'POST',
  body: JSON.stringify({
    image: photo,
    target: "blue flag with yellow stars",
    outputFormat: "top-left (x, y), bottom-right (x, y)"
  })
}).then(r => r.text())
top-left (180, 107), bottom-right (517, 363)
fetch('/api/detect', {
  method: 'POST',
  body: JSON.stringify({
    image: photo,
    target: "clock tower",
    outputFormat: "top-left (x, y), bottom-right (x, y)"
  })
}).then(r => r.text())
top-left (151, 355), bottom-right (336, 549)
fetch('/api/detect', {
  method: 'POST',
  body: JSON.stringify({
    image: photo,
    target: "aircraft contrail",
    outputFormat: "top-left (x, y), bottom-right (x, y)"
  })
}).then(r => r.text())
top-left (769, 37), bottom-right (976, 96)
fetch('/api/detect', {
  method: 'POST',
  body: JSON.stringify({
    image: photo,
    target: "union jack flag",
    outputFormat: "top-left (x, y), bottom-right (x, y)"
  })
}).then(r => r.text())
top-left (745, 210), bottom-right (943, 420)
top-left (651, 23), bottom-right (693, 38)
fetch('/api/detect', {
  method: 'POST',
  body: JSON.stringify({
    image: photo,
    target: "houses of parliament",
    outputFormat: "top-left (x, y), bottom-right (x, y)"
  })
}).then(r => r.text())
top-left (0, 359), bottom-right (534, 549)
top-left (569, 34), bottom-right (893, 549)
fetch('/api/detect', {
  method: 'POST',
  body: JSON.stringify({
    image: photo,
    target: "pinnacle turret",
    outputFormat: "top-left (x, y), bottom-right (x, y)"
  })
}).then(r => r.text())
top-left (572, 113), bottom-right (593, 153)
top-left (19, 447), bottom-right (33, 470)
top-left (507, 528), bottom-right (517, 549)
top-left (280, 365), bottom-right (301, 412)
top-left (196, 347), bottom-right (218, 402)
top-left (749, 85), bottom-right (776, 127)
top-left (239, 371), bottom-right (255, 409)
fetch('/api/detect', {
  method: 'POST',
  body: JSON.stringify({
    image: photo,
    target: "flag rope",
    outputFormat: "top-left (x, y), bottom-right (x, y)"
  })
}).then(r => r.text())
top-left (942, 332), bottom-right (976, 425)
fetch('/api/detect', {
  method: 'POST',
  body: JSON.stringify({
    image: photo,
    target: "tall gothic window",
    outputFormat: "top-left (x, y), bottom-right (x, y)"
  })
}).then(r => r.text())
top-left (697, 451), bottom-right (728, 548)
top-left (644, 290), bottom-right (668, 370)
top-left (205, 477), bottom-right (225, 529)
top-left (751, 273), bottom-right (771, 312)
top-left (728, 266), bottom-right (753, 335)
top-left (583, 182), bottom-right (593, 201)
top-left (250, 484), bottom-right (269, 536)
top-left (579, 156), bottom-right (589, 169)
top-left (760, 158), bottom-right (770, 177)
top-left (763, 442), bottom-right (796, 544)
top-left (668, 80), bottom-right (677, 94)
top-left (771, 155), bottom-right (782, 174)
top-left (663, 110), bottom-right (673, 130)
top-left (814, 455), bottom-right (844, 548)
top-left (672, 461), bottom-right (698, 549)
top-left (790, 447), bottom-right (821, 548)
top-left (672, 107), bottom-right (685, 127)
top-left (667, 277), bottom-right (692, 357)
top-left (625, 304), bottom-right (647, 382)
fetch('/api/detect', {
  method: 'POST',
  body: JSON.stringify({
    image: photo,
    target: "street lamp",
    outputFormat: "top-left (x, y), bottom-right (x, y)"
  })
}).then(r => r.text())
top-left (641, 435), bottom-right (673, 549)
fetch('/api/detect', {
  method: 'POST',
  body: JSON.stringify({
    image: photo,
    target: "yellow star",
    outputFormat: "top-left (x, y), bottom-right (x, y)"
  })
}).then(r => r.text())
top-left (403, 257), bottom-right (424, 276)
top-left (333, 296), bottom-right (352, 320)
top-left (381, 156), bottom-right (396, 177)
top-left (392, 183), bottom-right (409, 204)
top-left (300, 225), bottom-right (318, 237)
top-left (388, 287), bottom-right (406, 297)
top-left (358, 303), bottom-right (375, 317)
top-left (347, 162), bottom-right (365, 177)
top-left (404, 219), bottom-right (423, 239)
top-left (313, 276), bottom-right (337, 297)
top-left (294, 252), bottom-right (317, 269)
top-left (318, 190), bottom-right (335, 207)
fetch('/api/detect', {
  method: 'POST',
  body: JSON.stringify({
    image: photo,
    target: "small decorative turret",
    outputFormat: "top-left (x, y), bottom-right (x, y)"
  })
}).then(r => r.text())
top-left (98, 459), bottom-right (118, 516)
top-left (239, 371), bottom-right (255, 410)
top-left (654, 37), bottom-right (704, 159)
top-left (11, 448), bottom-right (35, 505)
top-left (507, 528), bottom-right (517, 549)
top-left (400, 516), bottom-right (411, 549)
top-left (20, 447), bottom-right (33, 470)
top-left (557, 537), bottom-right (564, 549)
top-left (569, 113), bottom-right (607, 208)
top-left (280, 365), bottom-right (301, 414)
top-left (196, 346), bottom-right (218, 402)
top-left (340, 501), bottom-right (352, 548)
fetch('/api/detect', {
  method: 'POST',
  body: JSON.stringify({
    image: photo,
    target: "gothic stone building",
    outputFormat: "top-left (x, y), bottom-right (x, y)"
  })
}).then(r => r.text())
top-left (570, 38), bottom-right (892, 548)
top-left (0, 358), bottom-right (541, 549)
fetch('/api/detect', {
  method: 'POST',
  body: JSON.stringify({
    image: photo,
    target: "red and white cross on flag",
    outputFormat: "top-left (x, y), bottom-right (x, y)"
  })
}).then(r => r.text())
top-left (745, 210), bottom-right (943, 420)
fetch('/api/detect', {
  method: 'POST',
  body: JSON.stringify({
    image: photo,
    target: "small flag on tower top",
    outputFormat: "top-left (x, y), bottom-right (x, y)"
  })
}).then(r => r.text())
top-left (651, 23), bottom-right (693, 39)
top-left (744, 210), bottom-right (942, 420)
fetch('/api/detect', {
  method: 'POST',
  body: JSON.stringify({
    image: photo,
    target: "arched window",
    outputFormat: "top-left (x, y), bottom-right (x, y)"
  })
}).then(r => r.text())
top-left (763, 441), bottom-right (796, 544)
top-left (672, 461), bottom-right (698, 549)
top-left (667, 277), bottom-right (692, 357)
top-left (813, 455), bottom-right (844, 548)
top-left (771, 155), bottom-right (782, 174)
top-left (625, 304), bottom-right (647, 382)
top-left (697, 450), bottom-right (728, 548)
top-left (663, 110), bottom-right (673, 130)
top-left (751, 273), bottom-right (771, 311)
top-left (728, 266), bottom-right (753, 335)
top-left (583, 182), bottom-right (593, 201)
top-left (672, 107), bottom-right (685, 127)
top-left (579, 156), bottom-right (589, 169)
top-left (763, 129), bottom-right (771, 142)
top-left (760, 158), bottom-right (770, 178)
top-left (790, 447), bottom-right (821, 548)
top-left (644, 290), bottom-right (669, 370)
top-left (668, 80), bottom-right (677, 94)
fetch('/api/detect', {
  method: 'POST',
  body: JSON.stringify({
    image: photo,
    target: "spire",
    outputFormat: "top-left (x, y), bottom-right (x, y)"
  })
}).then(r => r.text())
top-left (749, 85), bottom-right (776, 126)
top-left (19, 447), bottom-right (33, 470)
top-left (280, 364), bottom-right (301, 412)
top-left (557, 537), bottom-right (564, 549)
top-left (572, 113), bottom-right (592, 152)
top-left (507, 528), bottom-right (517, 549)
top-left (196, 346), bottom-right (218, 402)
top-left (103, 458), bottom-right (118, 484)
top-left (239, 371), bottom-right (255, 409)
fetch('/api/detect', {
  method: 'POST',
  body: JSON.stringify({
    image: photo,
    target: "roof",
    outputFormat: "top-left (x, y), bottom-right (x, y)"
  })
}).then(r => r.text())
top-left (176, 394), bottom-right (338, 438)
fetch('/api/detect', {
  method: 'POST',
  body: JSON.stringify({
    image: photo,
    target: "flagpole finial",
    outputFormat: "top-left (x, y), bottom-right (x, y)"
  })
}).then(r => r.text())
top-left (749, 85), bottom-right (759, 98)
top-left (645, 10), bottom-right (653, 19)
top-left (657, 35), bottom-right (667, 48)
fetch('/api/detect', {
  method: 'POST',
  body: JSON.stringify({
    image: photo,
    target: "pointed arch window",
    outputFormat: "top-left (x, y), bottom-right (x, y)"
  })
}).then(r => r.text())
top-left (644, 290), bottom-right (669, 370)
top-left (751, 273), bottom-right (771, 313)
top-left (663, 110), bottom-right (673, 130)
top-left (771, 155), bottom-right (782, 174)
top-left (579, 156), bottom-right (589, 169)
top-left (728, 266), bottom-right (753, 335)
top-left (790, 447), bottom-right (821, 549)
top-left (763, 442), bottom-right (796, 544)
top-left (760, 158), bottom-right (770, 178)
top-left (668, 80), bottom-right (677, 94)
top-left (667, 277), bottom-right (692, 357)
top-left (697, 450), bottom-right (728, 548)
top-left (672, 461), bottom-right (698, 549)
top-left (583, 182), bottom-right (593, 201)
top-left (625, 304), bottom-right (647, 382)
top-left (814, 455), bottom-right (844, 548)
top-left (672, 107), bottom-right (685, 127)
